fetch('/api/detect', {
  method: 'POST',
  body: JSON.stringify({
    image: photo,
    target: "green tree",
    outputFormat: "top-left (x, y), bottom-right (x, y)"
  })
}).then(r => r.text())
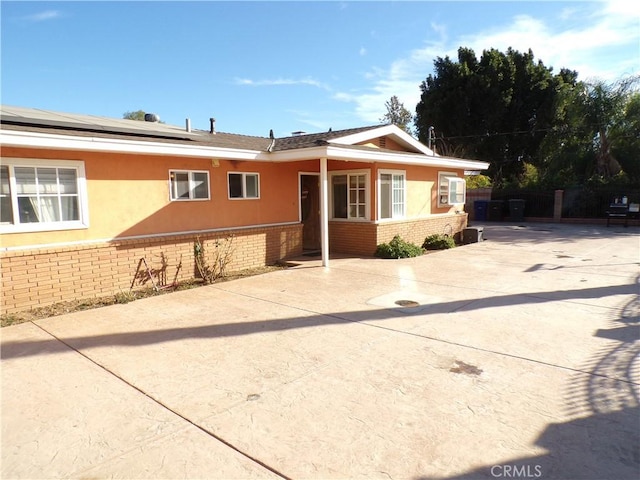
top-left (123, 110), bottom-right (146, 121)
top-left (538, 75), bottom-right (639, 185)
top-left (415, 47), bottom-right (578, 186)
top-left (610, 91), bottom-right (640, 183)
top-left (380, 96), bottom-right (413, 134)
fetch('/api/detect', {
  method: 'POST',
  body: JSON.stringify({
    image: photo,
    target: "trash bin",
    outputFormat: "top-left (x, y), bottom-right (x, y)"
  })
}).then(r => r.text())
top-left (463, 227), bottom-right (484, 244)
top-left (473, 200), bottom-right (488, 221)
top-left (487, 200), bottom-right (503, 221)
top-left (509, 199), bottom-right (526, 222)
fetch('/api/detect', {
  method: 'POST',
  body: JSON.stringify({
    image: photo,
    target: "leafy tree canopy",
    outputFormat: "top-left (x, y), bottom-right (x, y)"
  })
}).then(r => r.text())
top-left (123, 110), bottom-right (146, 121)
top-left (380, 95), bottom-right (413, 134)
top-left (415, 47), bottom-right (578, 186)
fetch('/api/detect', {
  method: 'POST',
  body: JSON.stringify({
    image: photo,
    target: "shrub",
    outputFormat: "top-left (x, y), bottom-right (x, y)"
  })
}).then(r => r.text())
top-left (375, 235), bottom-right (424, 259)
top-left (422, 234), bottom-right (456, 250)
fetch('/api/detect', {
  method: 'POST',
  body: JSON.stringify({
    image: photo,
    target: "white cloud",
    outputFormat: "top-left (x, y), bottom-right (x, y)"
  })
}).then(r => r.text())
top-left (359, 47), bottom-right (367, 56)
top-left (23, 10), bottom-right (61, 22)
top-left (334, 0), bottom-right (640, 124)
top-left (235, 77), bottom-right (331, 90)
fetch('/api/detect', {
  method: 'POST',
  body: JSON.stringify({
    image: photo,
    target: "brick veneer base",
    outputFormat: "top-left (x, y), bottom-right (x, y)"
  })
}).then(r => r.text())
top-left (329, 213), bottom-right (468, 256)
top-left (1, 223), bottom-right (303, 314)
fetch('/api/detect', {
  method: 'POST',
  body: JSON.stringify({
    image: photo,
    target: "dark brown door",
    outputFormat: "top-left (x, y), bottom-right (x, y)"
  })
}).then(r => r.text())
top-left (301, 175), bottom-right (321, 250)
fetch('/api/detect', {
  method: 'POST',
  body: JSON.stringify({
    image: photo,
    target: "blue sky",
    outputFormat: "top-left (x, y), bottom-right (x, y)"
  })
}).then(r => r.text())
top-left (2, 1), bottom-right (639, 137)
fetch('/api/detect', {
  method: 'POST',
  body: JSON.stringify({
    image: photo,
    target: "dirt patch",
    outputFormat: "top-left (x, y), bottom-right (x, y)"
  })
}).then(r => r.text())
top-left (450, 360), bottom-right (483, 376)
top-left (1, 265), bottom-right (286, 328)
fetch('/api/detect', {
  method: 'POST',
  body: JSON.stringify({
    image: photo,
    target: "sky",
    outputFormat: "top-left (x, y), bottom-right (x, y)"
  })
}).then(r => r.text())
top-left (2, 0), bottom-right (639, 138)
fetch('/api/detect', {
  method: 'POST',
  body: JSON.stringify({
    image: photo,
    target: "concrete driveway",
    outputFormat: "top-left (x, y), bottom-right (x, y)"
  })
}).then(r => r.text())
top-left (2, 223), bottom-right (639, 480)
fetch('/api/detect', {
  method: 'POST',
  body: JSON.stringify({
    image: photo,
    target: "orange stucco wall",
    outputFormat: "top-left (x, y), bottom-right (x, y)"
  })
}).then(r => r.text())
top-left (0, 146), bottom-right (313, 248)
top-left (325, 161), bottom-right (466, 221)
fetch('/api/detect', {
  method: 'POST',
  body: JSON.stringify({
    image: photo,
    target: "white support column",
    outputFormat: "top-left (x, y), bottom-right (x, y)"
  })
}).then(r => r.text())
top-left (319, 157), bottom-right (330, 267)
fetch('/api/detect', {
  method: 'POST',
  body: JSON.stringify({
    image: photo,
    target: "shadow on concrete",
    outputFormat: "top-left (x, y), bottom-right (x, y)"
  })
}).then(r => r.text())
top-left (417, 290), bottom-right (640, 480)
top-left (1, 280), bottom-right (637, 360)
top-left (475, 223), bottom-right (639, 246)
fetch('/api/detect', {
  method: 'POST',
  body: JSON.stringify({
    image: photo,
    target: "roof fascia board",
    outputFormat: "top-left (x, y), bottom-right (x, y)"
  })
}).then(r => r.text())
top-left (1, 129), bottom-right (489, 170)
top-left (329, 124), bottom-right (435, 155)
top-left (262, 145), bottom-right (489, 170)
top-left (0, 129), bottom-right (261, 160)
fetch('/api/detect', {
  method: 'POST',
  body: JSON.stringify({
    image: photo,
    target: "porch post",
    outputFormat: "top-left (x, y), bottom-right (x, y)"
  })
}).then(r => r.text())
top-left (320, 157), bottom-right (330, 267)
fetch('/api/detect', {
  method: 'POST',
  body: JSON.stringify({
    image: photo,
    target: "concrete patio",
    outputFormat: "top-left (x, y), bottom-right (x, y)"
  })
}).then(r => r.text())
top-left (2, 223), bottom-right (639, 479)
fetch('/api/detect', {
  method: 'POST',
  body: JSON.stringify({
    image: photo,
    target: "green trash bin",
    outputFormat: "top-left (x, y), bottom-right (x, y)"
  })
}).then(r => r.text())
top-left (509, 199), bottom-right (525, 222)
top-left (487, 200), bottom-right (503, 221)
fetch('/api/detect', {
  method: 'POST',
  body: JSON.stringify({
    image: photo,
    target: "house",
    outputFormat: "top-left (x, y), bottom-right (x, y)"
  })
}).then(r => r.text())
top-left (0, 105), bottom-right (489, 313)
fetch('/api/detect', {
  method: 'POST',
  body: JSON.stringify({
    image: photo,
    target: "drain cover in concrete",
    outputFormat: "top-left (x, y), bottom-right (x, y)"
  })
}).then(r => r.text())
top-left (367, 291), bottom-right (439, 311)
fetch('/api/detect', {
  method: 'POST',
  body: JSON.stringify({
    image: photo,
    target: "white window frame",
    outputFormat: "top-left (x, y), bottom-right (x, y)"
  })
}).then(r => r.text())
top-left (169, 169), bottom-right (210, 201)
top-left (438, 171), bottom-right (466, 207)
top-left (0, 158), bottom-right (89, 233)
top-left (329, 169), bottom-right (370, 221)
top-left (227, 172), bottom-right (260, 200)
top-left (378, 169), bottom-right (406, 220)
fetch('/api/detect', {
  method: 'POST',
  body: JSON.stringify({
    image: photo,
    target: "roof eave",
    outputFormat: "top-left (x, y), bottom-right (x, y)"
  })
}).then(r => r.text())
top-left (1, 129), bottom-right (489, 170)
top-left (261, 145), bottom-right (489, 170)
top-left (0, 129), bottom-right (263, 160)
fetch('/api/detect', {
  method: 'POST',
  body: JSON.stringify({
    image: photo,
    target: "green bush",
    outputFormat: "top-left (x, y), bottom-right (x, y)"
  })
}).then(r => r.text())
top-left (375, 235), bottom-right (424, 259)
top-left (466, 174), bottom-right (492, 189)
top-left (422, 234), bottom-right (456, 250)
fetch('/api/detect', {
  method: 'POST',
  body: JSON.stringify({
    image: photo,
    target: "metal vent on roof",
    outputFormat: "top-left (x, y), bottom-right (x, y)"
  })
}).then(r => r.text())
top-left (144, 113), bottom-right (160, 122)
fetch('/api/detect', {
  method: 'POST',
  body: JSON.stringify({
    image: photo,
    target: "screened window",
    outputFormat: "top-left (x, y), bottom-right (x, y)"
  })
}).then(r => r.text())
top-left (438, 172), bottom-right (466, 206)
top-left (228, 172), bottom-right (259, 199)
top-left (379, 170), bottom-right (405, 219)
top-left (0, 159), bottom-right (88, 232)
top-left (331, 171), bottom-right (368, 220)
top-left (169, 170), bottom-right (209, 201)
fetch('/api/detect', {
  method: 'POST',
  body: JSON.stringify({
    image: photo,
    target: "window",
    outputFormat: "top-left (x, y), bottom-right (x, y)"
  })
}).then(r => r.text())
top-left (331, 171), bottom-right (368, 220)
top-left (228, 172), bottom-right (259, 199)
top-left (169, 170), bottom-right (209, 201)
top-left (379, 170), bottom-right (405, 219)
top-left (0, 159), bottom-right (88, 232)
top-left (438, 172), bottom-right (466, 206)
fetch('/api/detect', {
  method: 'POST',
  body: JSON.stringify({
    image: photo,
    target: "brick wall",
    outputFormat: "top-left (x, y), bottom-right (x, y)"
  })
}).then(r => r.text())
top-left (329, 213), bottom-right (468, 256)
top-left (1, 223), bottom-right (302, 314)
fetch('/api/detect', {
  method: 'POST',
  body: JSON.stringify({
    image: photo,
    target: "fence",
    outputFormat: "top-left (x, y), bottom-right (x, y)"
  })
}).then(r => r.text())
top-left (467, 185), bottom-right (640, 222)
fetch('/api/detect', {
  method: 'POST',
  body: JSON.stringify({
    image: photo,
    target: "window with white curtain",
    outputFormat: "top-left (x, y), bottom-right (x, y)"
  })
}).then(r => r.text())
top-left (0, 159), bottom-right (88, 232)
top-left (379, 170), bottom-right (406, 219)
top-left (228, 172), bottom-right (259, 199)
top-left (169, 170), bottom-right (210, 201)
top-left (330, 171), bottom-right (369, 220)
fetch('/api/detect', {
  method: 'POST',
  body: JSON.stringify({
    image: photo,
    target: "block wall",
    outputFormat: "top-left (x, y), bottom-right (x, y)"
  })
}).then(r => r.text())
top-left (329, 213), bottom-right (468, 256)
top-left (1, 223), bottom-right (303, 314)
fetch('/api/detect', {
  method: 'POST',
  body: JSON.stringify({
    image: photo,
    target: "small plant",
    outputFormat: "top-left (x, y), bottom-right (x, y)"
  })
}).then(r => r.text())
top-left (194, 235), bottom-right (235, 283)
top-left (375, 235), bottom-right (424, 259)
top-left (114, 290), bottom-right (137, 304)
top-left (422, 234), bottom-right (456, 250)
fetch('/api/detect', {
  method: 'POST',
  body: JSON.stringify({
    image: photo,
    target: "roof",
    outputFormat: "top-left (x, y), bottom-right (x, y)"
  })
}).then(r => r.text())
top-left (269, 126), bottom-right (384, 151)
top-left (0, 105), bottom-right (489, 170)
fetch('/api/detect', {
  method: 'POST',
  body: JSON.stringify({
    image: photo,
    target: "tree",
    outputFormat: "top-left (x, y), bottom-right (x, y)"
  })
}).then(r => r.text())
top-left (123, 110), bottom-right (146, 121)
top-left (415, 47), bottom-right (578, 186)
top-left (537, 75), bottom-right (639, 185)
top-left (380, 96), bottom-right (413, 134)
top-left (610, 90), bottom-right (640, 183)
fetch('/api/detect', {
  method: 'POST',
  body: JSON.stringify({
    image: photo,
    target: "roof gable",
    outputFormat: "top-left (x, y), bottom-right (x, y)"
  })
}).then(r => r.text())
top-left (328, 124), bottom-right (434, 155)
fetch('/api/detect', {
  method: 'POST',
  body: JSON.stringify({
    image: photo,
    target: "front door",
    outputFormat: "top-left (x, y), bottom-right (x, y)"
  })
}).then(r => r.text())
top-left (300, 174), bottom-right (321, 250)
